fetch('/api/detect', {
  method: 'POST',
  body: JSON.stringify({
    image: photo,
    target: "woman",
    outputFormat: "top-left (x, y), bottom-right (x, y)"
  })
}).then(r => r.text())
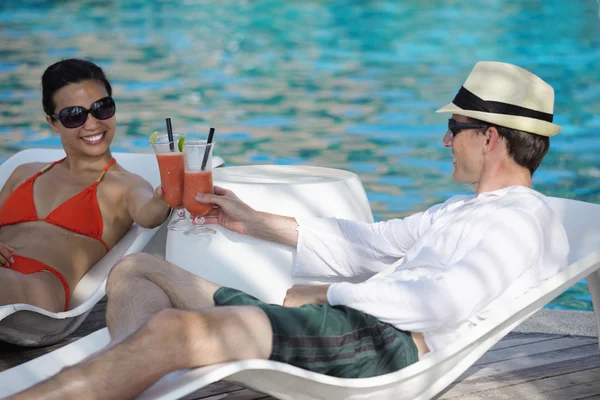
top-left (0, 59), bottom-right (170, 313)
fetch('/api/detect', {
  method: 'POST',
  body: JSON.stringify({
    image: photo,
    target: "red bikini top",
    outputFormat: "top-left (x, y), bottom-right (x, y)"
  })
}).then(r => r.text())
top-left (0, 157), bottom-right (117, 251)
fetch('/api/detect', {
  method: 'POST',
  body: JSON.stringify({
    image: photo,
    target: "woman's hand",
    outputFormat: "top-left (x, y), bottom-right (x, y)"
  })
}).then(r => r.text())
top-left (197, 186), bottom-right (259, 235)
top-left (154, 185), bottom-right (164, 201)
top-left (154, 185), bottom-right (184, 209)
top-left (125, 175), bottom-right (171, 229)
top-left (0, 243), bottom-right (15, 267)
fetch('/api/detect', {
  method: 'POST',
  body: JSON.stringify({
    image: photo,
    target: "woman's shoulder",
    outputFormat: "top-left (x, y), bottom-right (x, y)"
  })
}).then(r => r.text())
top-left (8, 162), bottom-right (47, 181)
top-left (0, 162), bottom-right (47, 194)
top-left (104, 164), bottom-right (152, 190)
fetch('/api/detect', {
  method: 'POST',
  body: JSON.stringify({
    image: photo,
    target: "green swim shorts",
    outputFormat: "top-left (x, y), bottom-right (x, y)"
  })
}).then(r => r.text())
top-left (213, 287), bottom-right (419, 378)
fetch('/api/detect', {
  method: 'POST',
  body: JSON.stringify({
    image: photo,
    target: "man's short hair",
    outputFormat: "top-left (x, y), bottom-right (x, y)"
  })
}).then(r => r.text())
top-left (467, 117), bottom-right (550, 176)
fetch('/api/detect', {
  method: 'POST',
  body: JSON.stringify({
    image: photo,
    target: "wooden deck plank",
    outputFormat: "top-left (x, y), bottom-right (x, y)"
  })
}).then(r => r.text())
top-left (441, 354), bottom-right (600, 398)
top-left (179, 381), bottom-right (275, 400)
top-left (187, 388), bottom-right (271, 400)
top-left (459, 343), bottom-right (600, 381)
top-left (473, 335), bottom-right (599, 365)
top-left (180, 381), bottom-right (244, 399)
top-left (182, 382), bottom-right (271, 400)
top-left (188, 389), bottom-right (271, 400)
top-left (486, 333), bottom-right (568, 351)
top-left (452, 367), bottom-right (600, 400)
top-left (519, 367), bottom-right (600, 399)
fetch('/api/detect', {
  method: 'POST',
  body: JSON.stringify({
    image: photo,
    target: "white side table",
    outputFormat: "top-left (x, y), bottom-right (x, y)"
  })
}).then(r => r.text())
top-left (166, 165), bottom-right (373, 304)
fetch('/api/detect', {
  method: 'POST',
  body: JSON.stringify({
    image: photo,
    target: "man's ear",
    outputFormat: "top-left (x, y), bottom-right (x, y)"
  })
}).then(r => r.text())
top-left (45, 115), bottom-right (61, 134)
top-left (483, 126), bottom-right (501, 153)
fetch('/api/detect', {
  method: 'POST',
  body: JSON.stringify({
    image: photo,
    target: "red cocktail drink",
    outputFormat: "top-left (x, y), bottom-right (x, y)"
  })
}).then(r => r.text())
top-left (182, 139), bottom-right (216, 236)
top-left (183, 171), bottom-right (214, 216)
top-left (151, 133), bottom-right (190, 231)
top-left (157, 153), bottom-right (184, 208)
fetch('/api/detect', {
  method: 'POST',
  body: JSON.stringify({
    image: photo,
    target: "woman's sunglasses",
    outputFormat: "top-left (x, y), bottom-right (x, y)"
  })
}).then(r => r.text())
top-left (448, 118), bottom-right (488, 136)
top-left (50, 96), bottom-right (116, 129)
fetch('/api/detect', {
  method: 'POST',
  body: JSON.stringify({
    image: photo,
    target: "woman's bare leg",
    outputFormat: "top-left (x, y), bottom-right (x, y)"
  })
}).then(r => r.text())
top-left (0, 268), bottom-right (64, 312)
top-left (10, 306), bottom-right (273, 400)
top-left (106, 253), bottom-right (221, 342)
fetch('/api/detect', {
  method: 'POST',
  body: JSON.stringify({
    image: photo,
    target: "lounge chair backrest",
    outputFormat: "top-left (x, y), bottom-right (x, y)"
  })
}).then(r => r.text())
top-left (547, 197), bottom-right (600, 263)
top-left (0, 149), bottom-right (161, 191)
top-left (0, 149), bottom-right (164, 346)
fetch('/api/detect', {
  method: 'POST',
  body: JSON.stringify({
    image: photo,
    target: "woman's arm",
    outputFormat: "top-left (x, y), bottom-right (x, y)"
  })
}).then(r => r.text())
top-left (0, 164), bottom-right (30, 209)
top-left (125, 174), bottom-right (170, 229)
top-left (0, 168), bottom-right (19, 266)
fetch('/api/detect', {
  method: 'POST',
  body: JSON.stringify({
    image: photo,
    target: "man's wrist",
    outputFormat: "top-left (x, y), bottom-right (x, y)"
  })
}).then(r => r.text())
top-left (245, 212), bottom-right (298, 247)
top-left (319, 284), bottom-right (331, 304)
top-left (244, 210), bottom-right (266, 237)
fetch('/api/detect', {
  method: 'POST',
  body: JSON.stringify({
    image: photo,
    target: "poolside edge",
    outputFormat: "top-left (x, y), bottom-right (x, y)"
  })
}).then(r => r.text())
top-left (514, 309), bottom-right (598, 337)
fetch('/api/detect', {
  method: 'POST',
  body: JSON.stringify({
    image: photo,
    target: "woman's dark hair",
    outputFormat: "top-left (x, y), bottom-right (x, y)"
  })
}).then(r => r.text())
top-left (41, 58), bottom-right (112, 115)
top-left (467, 117), bottom-right (550, 176)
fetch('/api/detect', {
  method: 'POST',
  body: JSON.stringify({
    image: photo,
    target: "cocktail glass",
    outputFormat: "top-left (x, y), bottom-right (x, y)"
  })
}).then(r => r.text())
top-left (183, 140), bottom-right (216, 236)
top-left (151, 134), bottom-right (190, 231)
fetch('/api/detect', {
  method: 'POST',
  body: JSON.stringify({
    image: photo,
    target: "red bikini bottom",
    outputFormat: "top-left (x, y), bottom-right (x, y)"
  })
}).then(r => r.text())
top-left (6, 255), bottom-right (70, 311)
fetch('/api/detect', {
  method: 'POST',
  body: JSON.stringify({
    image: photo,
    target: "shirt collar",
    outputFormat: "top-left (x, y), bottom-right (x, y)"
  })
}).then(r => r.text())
top-left (477, 185), bottom-right (544, 199)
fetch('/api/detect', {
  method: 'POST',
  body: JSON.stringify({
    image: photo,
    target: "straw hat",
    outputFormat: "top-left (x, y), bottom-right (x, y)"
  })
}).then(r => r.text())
top-left (436, 61), bottom-right (562, 136)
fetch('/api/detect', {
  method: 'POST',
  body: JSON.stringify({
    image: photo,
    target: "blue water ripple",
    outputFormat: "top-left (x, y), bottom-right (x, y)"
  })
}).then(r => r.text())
top-left (350, 163), bottom-right (378, 173)
top-left (220, 132), bottom-right (253, 141)
top-left (378, 176), bottom-right (414, 186)
top-left (45, 48), bottom-right (80, 58)
top-left (242, 116), bottom-right (294, 128)
top-left (400, 157), bottom-right (453, 173)
top-left (250, 154), bottom-right (273, 163)
top-left (382, 145), bottom-right (413, 155)
top-left (533, 168), bottom-right (577, 185)
top-left (0, 63), bottom-right (20, 73)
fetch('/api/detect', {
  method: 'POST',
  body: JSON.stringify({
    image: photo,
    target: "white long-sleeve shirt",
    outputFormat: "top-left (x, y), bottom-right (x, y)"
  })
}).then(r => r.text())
top-left (293, 186), bottom-right (569, 352)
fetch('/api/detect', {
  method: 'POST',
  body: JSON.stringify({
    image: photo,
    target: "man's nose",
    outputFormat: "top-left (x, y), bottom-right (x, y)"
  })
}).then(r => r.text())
top-left (442, 130), bottom-right (453, 147)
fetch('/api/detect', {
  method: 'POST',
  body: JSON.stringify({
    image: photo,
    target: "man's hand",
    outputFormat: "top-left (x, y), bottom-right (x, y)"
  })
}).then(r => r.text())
top-left (0, 242), bottom-right (15, 267)
top-left (197, 186), bottom-right (260, 235)
top-left (283, 284), bottom-right (331, 307)
top-left (197, 186), bottom-right (299, 246)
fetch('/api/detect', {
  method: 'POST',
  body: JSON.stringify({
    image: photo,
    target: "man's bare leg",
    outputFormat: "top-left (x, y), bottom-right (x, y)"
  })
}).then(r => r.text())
top-left (10, 305), bottom-right (273, 400)
top-left (106, 253), bottom-right (221, 342)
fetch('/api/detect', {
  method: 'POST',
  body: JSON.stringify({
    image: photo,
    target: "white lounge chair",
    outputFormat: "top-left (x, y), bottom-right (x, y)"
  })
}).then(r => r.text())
top-left (0, 148), bottom-right (224, 347)
top-left (0, 196), bottom-right (598, 399)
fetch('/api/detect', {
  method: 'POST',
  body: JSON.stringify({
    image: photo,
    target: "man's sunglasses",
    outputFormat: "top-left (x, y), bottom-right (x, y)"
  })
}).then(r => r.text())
top-left (50, 96), bottom-right (116, 129)
top-left (447, 118), bottom-right (488, 136)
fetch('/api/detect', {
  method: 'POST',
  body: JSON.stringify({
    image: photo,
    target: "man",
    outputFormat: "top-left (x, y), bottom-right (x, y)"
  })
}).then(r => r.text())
top-left (10, 61), bottom-right (569, 400)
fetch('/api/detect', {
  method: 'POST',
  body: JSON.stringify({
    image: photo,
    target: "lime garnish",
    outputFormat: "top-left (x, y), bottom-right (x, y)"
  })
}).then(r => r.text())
top-left (177, 136), bottom-right (185, 152)
top-left (149, 131), bottom-right (159, 144)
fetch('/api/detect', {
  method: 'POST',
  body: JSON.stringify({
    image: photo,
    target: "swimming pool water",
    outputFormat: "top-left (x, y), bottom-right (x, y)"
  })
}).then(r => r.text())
top-left (1, 0), bottom-right (599, 310)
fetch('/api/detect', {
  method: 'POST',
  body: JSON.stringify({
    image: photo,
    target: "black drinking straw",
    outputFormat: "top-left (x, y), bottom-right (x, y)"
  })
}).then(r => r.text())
top-left (201, 127), bottom-right (216, 171)
top-left (165, 118), bottom-right (174, 151)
